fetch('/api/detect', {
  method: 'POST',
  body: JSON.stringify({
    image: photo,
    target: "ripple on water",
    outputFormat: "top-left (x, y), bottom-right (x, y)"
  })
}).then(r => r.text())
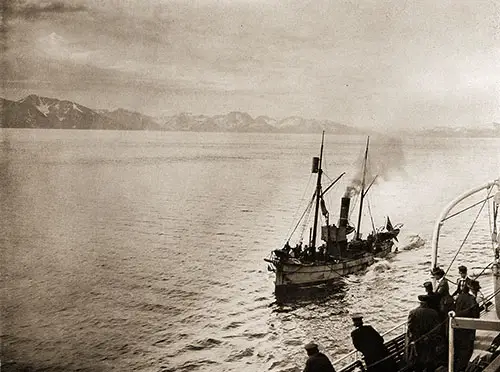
top-left (223, 321), bottom-right (245, 330)
top-left (183, 337), bottom-right (223, 351)
top-left (225, 347), bottom-right (254, 362)
top-left (176, 359), bottom-right (218, 372)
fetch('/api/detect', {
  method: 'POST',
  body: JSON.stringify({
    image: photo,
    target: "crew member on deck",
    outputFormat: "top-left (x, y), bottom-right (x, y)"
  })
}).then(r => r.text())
top-left (350, 314), bottom-right (397, 372)
top-left (302, 342), bottom-right (336, 372)
top-left (293, 243), bottom-right (302, 259)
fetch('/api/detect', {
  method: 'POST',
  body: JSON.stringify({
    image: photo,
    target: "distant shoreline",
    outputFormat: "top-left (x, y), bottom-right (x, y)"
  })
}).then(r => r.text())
top-left (2, 95), bottom-right (499, 138)
top-left (2, 127), bottom-right (499, 139)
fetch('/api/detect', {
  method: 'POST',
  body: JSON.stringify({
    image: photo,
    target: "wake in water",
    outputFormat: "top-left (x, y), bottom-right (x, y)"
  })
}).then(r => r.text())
top-left (370, 259), bottom-right (392, 273)
top-left (399, 234), bottom-right (426, 251)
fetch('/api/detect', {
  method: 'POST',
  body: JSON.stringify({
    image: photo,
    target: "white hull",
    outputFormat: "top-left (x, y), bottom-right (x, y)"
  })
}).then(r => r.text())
top-left (266, 252), bottom-right (386, 292)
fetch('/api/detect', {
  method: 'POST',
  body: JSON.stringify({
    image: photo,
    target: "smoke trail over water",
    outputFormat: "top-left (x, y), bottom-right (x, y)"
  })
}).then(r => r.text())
top-left (345, 137), bottom-right (406, 197)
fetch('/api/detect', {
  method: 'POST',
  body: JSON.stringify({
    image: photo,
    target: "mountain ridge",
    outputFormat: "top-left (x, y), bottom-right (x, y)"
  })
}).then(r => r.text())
top-left (1, 94), bottom-right (499, 137)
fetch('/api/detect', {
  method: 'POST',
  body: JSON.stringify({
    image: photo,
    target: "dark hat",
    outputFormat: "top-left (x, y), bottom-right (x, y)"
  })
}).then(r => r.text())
top-left (431, 267), bottom-right (445, 276)
top-left (350, 313), bottom-right (363, 321)
top-left (418, 294), bottom-right (430, 302)
top-left (304, 342), bottom-right (318, 351)
top-left (469, 280), bottom-right (481, 290)
top-left (458, 265), bottom-right (467, 273)
top-left (423, 281), bottom-right (433, 289)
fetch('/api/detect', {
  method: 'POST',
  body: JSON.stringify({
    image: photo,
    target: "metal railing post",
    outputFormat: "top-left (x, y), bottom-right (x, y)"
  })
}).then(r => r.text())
top-left (449, 312), bottom-right (455, 372)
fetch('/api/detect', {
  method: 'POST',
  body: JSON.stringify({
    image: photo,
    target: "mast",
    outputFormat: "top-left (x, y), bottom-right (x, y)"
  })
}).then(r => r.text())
top-left (311, 131), bottom-right (325, 249)
top-left (356, 136), bottom-right (370, 240)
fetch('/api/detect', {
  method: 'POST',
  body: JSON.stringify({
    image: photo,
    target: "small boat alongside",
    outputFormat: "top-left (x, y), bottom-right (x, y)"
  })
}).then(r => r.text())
top-left (334, 177), bottom-right (500, 372)
top-left (265, 133), bottom-right (402, 295)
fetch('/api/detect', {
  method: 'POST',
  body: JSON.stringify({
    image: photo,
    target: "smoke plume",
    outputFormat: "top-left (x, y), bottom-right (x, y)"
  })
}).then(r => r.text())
top-left (345, 137), bottom-right (406, 197)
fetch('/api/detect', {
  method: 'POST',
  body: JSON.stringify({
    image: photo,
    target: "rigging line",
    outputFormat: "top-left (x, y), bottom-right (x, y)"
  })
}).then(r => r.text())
top-left (288, 192), bottom-right (316, 242)
top-left (444, 186), bottom-right (494, 277)
top-left (471, 261), bottom-right (494, 282)
top-left (488, 195), bottom-right (493, 251)
top-left (322, 170), bottom-right (333, 182)
top-left (442, 194), bottom-right (495, 222)
top-left (300, 198), bottom-right (315, 242)
top-left (488, 198), bottom-right (499, 252)
top-left (321, 172), bottom-right (346, 197)
top-left (285, 174), bottom-right (314, 242)
top-left (349, 193), bottom-right (359, 220)
top-left (366, 197), bottom-right (376, 233)
top-left (480, 284), bottom-right (500, 306)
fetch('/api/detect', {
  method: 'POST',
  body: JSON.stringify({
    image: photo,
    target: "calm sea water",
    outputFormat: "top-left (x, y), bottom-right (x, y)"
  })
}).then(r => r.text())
top-left (1, 129), bottom-right (499, 372)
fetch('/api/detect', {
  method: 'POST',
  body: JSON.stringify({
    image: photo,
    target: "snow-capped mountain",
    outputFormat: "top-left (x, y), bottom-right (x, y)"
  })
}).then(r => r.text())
top-left (1, 94), bottom-right (368, 134)
top-left (2, 94), bottom-right (498, 136)
top-left (1, 95), bottom-right (116, 129)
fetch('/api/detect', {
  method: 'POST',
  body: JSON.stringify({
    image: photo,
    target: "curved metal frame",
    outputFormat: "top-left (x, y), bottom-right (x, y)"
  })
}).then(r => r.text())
top-left (430, 178), bottom-right (500, 270)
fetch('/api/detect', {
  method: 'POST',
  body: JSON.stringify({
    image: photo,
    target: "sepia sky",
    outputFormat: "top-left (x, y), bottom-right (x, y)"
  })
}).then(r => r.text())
top-left (2, 0), bottom-right (500, 130)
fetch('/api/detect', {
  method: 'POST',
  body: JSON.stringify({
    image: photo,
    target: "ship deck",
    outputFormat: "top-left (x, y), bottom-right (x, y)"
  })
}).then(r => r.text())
top-left (469, 307), bottom-right (500, 367)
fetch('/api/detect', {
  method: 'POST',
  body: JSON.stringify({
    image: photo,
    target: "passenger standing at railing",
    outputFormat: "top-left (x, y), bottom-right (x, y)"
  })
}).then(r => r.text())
top-left (406, 294), bottom-right (442, 372)
top-left (423, 281), bottom-right (440, 313)
top-left (350, 314), bottom-right (397, 372)
top-left (451, 265), bottom-right (473, 299)
top-left (431, 266), bottom-right (455, 366)
top-left (469, 279), bottom-right (489, 311)
top-left (454, 285), bottom-right (480, 372)
top-left (431, 267), bottom-right (455, 316)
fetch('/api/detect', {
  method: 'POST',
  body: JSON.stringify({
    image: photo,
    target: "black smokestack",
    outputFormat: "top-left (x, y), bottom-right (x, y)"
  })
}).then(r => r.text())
top-left (339, 197), bottom-right (350, 227)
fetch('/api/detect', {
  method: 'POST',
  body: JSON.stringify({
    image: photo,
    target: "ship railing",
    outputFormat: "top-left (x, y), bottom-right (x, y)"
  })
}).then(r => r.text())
top-left (333, 319), bottom-right (407, 370)
top-left (448, 313), bottom-right (500, 372)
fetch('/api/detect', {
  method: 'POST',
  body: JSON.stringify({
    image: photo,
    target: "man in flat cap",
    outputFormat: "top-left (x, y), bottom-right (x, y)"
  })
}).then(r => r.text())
top-left (303, 342), bottom-right (336, 372)
top-left (350, 314), bottom-right (397, 371)
top-left (407, 294), bottom-right (442, 372)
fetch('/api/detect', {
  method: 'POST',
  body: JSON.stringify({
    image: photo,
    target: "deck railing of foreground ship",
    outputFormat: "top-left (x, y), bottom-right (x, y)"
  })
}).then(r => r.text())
top-left (333, 320), bottom-right (407, 372)
top-left (334, 287), bottom-right (497, 372)
top-left (448, 284), bottom-right (500, 372)
top-left (333, 178), bottom-right (500, 372)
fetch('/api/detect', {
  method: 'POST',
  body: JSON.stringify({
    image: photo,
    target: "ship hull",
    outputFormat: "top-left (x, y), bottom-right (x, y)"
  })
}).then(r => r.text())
top-left (266, 250), bottom-right (390, 294)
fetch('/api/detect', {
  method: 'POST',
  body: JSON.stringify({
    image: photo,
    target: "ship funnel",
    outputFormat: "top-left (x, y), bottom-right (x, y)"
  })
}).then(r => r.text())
top-left (312, 157), bottom-right (320, 173)
top-left (339, 197), bottom-right (350, 227)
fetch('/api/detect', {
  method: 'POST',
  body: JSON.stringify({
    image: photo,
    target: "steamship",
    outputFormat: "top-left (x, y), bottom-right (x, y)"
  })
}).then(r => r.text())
top-left (265, 134), bottom-right (401, 294)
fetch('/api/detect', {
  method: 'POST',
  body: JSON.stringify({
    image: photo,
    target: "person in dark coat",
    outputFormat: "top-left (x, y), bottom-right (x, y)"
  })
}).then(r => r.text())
top-left (454, 285), bottom-right (480, 372)
top-left (431, 267), bottom-right (455, 317)
top-left (469, 279), bottom-right (489, 311)
top-left (423, 281), bottom-right (440, 313)
top-left (452, 265), bottom-right (473, 298)
top-left (407, 294), bottom-right (443, 372)
top-left (303, 342), bottom-right (336, 372)
top-left (350, 314), bottom-right (397, 372)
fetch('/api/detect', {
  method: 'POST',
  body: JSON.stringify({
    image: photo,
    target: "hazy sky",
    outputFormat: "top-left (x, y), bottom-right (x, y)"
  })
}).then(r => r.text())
top-left (3, 0), bottom-right (500, 130)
